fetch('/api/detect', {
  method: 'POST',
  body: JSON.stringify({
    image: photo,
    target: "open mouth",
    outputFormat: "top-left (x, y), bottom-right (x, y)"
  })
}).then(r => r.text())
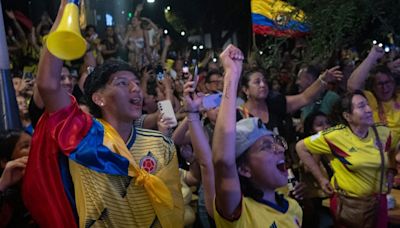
top-left (276, 160), bottom-right (286, 173)
top-left (129, 98), bottom-right (142, 105)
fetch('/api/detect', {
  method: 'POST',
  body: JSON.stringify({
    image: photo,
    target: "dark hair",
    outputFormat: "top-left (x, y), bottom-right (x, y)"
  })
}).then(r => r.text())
top-left (85, 25), bottom-right (96, 33)
top-left (240, 67), bottom-right (268, 101)
top-left (83, 59), bottom-right (138, 118)
top-left (366, 65), bottom-right (394, 92)
top-left (299, 65), bottom-right (321, 80)
top-left (0, 130), bottom-right (22, 161)
top-left (236, 150), bottom-right (264, 200)
top-left (303, 111), bottom-right (328, 136)
top-left (331, 90), bottom-right (366, 126)
top-left (205, 70), bottom-right (222, 83)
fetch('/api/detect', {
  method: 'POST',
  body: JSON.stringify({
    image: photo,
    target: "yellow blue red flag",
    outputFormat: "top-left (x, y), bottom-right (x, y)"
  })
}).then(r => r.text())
top-left (251, 0), bottom-right (309, 37)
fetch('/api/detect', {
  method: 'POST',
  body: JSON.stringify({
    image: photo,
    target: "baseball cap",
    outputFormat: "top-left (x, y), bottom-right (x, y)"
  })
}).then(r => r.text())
top-left (235, 117), bottom-right (274, 158)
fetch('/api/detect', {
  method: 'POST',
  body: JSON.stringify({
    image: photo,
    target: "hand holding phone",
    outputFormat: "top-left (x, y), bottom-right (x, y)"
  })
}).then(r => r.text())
top-left (182, 61), bottom-right (189, 74)
top-left (156, 65), bottom-right (164, 81)
top-left (192, 63), bottom-right (199, 89)
top-left (157, 100), bottom-right (177, 127)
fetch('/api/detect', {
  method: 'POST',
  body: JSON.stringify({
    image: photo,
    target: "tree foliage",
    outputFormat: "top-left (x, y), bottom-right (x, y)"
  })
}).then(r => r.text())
top-left (258, 0), bottom-right (400, 68)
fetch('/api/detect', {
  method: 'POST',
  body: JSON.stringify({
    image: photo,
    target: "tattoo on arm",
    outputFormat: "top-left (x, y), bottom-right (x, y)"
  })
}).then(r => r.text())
top-left (224, 81), bottom-right (232, 99)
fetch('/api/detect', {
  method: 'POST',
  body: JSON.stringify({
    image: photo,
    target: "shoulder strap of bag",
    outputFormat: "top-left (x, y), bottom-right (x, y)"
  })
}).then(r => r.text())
top-left (372, 125), bottom-right (385, 194)
top-left (333, 127), bottom-right (385, 194)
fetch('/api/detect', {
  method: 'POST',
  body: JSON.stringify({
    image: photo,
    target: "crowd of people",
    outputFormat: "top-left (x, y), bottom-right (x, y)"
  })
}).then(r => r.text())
top-left (2, 0), bottom-right (400, 227)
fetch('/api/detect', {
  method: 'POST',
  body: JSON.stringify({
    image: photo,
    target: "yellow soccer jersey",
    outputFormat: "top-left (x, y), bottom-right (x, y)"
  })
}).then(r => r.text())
top-left (69, 127), bottom-right (183, 228)
top-left (364, 90), bottom-right (400, 149)
top-left (214, 194), bottom-right (302, 228)
top-left (304, 124), bottom-right (391, 197)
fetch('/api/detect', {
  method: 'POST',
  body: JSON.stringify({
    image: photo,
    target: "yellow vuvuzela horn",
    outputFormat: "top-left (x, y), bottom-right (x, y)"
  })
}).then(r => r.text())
top-left (47, 0), bottom-right (86, 60)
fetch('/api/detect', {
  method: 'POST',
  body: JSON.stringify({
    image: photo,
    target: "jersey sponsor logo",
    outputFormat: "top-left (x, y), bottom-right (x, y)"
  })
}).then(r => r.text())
top-left (139, 151), bottom-right (158, 174)
top-left (349, 147), bottom-right (357, 152)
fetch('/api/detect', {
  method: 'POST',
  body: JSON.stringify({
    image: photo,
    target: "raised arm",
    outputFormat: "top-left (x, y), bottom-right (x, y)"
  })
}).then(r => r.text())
top-left (286, 66), bottom-right (343, 113)
top-left (182, 78), bottom-right (215, 217)
top-left (6, 10), bottom-right (27, 43)
top-left (172, 118), bottom-right (191, 145)
top-left (160, 35), bottom-right (171, 68)
top-left (36, 0), bottom-right (72, 112)
top-left (212, 45), bottom-right (244, 218)
top-left (347, 45), bottom-right (385, 92)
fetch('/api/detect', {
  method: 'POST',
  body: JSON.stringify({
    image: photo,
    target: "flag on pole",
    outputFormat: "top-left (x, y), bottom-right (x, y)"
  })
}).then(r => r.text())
top-left (251, 0), bottom-right (309, 37)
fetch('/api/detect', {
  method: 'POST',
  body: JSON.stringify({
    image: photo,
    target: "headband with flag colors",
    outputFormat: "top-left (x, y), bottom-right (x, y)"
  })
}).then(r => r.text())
top-left (251, 0), bottom-right (309, 37)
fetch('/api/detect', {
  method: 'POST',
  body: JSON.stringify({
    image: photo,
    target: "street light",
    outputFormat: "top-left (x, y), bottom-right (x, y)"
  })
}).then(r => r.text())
top-left (199, 45), bottom-right (204, 50)
top-left (180, 31), bottom-right (185, 36)
top-left (147, 0), bottom-right (155, 3)
top-left (192, 45), bottom-right (198, 50)
top-left (163, 29), bottom-right (168, 35)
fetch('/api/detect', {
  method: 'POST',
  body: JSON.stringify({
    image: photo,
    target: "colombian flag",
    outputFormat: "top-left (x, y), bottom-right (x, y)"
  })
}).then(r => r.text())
top-left (251, 0), bottom-right (309, 37)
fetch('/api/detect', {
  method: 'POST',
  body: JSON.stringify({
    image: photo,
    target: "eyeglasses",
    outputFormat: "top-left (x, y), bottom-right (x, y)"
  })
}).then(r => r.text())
top-left (375, 80), bottom-right (393, 87)
top-left (272, 135), bottom-right (288, 150)
top-left (258, 135), bottom-right (288, 153)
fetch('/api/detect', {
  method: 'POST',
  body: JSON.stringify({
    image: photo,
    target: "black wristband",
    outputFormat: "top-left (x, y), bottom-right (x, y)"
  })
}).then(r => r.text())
top-left (184, 110), bottom-right (199, 113)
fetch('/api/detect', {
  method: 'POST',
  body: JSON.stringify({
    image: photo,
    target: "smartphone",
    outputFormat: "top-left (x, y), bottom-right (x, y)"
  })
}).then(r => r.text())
top-left (182, 61), bottom-right (189, 74)
top-left (156, 65), bottom-right (164, 81)
top-left (192, 62), bottom-right (199, 89)
top-left (157, 100), bottom-right (178, 127)
top-left (201, 92), bottom-right (222, 110)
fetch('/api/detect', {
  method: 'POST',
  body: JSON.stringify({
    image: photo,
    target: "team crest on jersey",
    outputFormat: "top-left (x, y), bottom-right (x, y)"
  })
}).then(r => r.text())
top-left (140, 151), bottom-right (158, 174)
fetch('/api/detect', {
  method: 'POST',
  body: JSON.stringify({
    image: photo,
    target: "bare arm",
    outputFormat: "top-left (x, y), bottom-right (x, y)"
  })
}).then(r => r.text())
top-left (36, 0), bottom-right (71, 112)
top-left (172, 117), bottom-right (191, 146)
top-left (160, 36), bottom-right (171, 68)
top-left (212, 45), bottom-right (244, 218)
top-left (296, 140), bottom-right (333, 195)
top-left (183, 79), bottom-right (215, 217)
top-left (78, 50), bottom-right (97, 92)
top-left (286, 66), bottom-right (343, 113)
top-left (6, 11), bottom-right (27, 43)
top-left (199, 50), bottom-right (213, 68)
top-left (30, 27), bottom-right (41, 51)
top-left (347, 46), bottom-right (384, 92)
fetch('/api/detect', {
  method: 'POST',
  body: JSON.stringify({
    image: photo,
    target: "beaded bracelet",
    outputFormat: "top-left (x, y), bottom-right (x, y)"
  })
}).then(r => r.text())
top-left (318, 75), bottom-right (328, 87)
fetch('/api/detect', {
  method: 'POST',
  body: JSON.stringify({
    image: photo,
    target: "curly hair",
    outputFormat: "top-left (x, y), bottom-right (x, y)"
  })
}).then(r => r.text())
top-left (83, 59), bottom-right (138, 118)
